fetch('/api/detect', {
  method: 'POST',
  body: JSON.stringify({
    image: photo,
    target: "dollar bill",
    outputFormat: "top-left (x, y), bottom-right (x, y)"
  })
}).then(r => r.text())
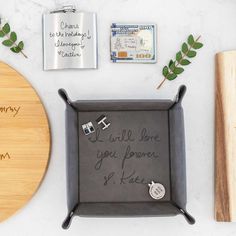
top-left (110, 23), bottom-right (157, 63)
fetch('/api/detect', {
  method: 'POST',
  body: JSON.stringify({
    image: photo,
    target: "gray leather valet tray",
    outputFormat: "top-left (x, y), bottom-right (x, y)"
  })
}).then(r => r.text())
top-left (58, 85), bottom-right (195, 229)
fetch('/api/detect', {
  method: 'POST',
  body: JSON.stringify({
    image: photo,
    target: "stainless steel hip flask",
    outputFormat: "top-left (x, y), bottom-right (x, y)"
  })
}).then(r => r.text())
top-left (43, 5), bottom-right (98, 70)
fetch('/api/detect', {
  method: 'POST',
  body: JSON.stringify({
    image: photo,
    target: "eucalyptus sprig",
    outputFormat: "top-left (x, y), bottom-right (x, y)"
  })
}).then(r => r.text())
top-left (157, 35), bottom-right (203, 89)
top-left (0, 22), bottom-right (27, 58)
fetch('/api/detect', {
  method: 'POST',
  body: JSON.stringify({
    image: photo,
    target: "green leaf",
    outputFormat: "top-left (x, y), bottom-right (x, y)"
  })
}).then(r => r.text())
top-left (2, 23), bottom-right (10, 34)
top-left (10, 32), bottom-right (17, 42)
top-left (169, 62), bottom-right (176, 72)
top-left (176, 51), bottom-right (182, 62)
top-left (10, 46), bottom-right (21, 53)
top-left (18, 41), bottom-right (24, 50)
top-left (167, 73), bottom-right (177, 81)
top-left (192, 42), bottom-right (203, 49)
top-left (182, 43), bottom-right (188, 53)
top-left (173, 67), bottom-right (184, 75)
top-left (0, 30), bottom-right (5, 37)
top-left (169, 60), bottom-right (174, 67)
top-left (2, 39), bottom-right (14, 47)
top-left (187, 50), bottom-right (197, 58)
top-left (162, 66), bottom-right (169, 77)
top-left (188, 34), bottom-right (194, 45)
top-left (180, 59), bottom-right (191, 65)
top-left (11, 41), bottom-right (24, 53)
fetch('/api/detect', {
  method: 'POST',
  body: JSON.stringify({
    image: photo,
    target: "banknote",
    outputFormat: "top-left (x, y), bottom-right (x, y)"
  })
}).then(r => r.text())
top-left (110, 23), bottom-right (157, 63)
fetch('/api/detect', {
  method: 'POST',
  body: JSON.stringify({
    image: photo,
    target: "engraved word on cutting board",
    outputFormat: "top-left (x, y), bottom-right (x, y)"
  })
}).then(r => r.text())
top-left (0, 106), bottom-right (21, 117)
top-left (0, 152), bottom-right (11, 161)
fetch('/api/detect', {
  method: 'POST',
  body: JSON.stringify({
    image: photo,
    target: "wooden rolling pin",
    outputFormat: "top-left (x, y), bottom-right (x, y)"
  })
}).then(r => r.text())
top-left (215, 51), bottom-right (236, 221)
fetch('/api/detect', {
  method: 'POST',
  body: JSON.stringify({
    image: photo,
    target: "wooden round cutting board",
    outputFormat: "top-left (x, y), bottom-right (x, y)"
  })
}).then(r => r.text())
top-left (0, 62), bottom-right (50, 222)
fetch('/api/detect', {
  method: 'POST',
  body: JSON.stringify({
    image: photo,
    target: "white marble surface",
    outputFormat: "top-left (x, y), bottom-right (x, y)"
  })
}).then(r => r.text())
top-left (0, 0), bottom-right (236, 235)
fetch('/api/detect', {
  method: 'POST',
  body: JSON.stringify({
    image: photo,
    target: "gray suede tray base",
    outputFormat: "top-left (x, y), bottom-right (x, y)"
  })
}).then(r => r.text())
top-left (58, 85), bottom-right (195, 229)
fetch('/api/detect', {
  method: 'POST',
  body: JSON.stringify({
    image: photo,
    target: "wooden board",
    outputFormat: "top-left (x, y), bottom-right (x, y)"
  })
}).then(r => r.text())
top-left (0, 62), bottom-right (50, 222)
top-left (215, 51), bottom-right (236, 221)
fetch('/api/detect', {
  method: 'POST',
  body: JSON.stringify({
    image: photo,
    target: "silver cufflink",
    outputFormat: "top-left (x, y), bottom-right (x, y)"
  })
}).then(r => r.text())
top-left (96, 115), bottom-right (110, 130)
top-left (82, 122), bottom-right (95, 135)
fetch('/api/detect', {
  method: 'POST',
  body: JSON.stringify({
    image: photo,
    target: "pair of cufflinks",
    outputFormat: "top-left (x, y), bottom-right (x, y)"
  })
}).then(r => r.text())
top-left (82, 115), bottom-right (110, 135)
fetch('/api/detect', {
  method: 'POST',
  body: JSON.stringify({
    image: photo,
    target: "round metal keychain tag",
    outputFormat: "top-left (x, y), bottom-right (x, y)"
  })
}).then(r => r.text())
top-left (148, 181), bottom-right (165, 200)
